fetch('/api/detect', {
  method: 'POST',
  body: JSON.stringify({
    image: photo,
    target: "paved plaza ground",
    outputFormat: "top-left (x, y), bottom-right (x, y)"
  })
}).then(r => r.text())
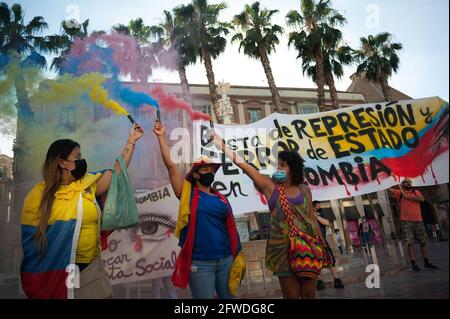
top-left (0, 241), bottom-right (447, 299)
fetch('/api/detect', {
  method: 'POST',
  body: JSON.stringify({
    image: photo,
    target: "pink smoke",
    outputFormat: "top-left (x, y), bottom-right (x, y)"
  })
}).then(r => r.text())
top-left (150, 85), bottom-right (211, 121)
top-left (67, 32), bottom-right (158, 82)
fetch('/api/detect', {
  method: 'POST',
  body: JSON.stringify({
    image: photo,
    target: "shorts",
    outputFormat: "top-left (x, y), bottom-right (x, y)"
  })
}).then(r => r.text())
top-left (401, 221), bottom-right (428, 246)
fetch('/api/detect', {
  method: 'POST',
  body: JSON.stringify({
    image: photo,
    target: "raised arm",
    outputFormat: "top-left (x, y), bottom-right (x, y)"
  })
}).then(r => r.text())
top-left (211, 132), bottom-right (274, 199)
top-left (96, 123), bottom-right (144, 196)
top-left (153, 121), bottom-right (184, 197)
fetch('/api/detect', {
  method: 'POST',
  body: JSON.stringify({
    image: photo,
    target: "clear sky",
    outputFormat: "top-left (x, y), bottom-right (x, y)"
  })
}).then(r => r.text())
top-left (1, 0), bottom-right (449, 156)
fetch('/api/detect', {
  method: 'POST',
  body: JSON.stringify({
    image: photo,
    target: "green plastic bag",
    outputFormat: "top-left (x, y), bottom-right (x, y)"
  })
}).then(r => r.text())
top-left (101, 156), bottom-right (138, 231)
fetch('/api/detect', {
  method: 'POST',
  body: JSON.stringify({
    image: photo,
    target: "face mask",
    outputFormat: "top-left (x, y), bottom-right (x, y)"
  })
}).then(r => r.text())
top-left (68, 159), bottom-right (87, 180)
top-left (272, 170), bottom-right (287, 183)
top-left (196, 172), bottom-right (215, 187)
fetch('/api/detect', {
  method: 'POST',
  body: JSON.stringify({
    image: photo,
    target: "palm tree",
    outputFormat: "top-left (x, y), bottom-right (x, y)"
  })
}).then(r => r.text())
top-left (0, 2), bottom-right (65, 229)
top-left (113, 18), bottom-right (151, 46)
top-left (174, 0), bottom-right (230, 123)
top-left (286, 0), bottom-right (346, 110)
top-left (150, 10), bottom-right (198, 103)
top-left (112, 18), bottom-right (158, 81)
top-left (353, 32), bottom-right (402, 101)
top-left (232, 2), bottom-right (283, 112)
top-left (50, 19), bottom-right (89, 72)
top-left (0, 2), bottom-right (62, 118)
top-left (302, 44), bottom-right (353, 108)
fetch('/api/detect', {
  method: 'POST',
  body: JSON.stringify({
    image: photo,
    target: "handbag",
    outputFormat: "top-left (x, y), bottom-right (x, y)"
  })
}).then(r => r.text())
top-left (101, 156), bottom-right (139, 231)
top-left (276, 184), bottom-right (329, 277)
top-left (74, 255), bottom-right (113, 299)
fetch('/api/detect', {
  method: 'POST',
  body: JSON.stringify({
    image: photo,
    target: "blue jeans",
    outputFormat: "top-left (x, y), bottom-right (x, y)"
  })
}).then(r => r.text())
top-left (361, 233), bottom-right (371, 246)
top-left (361, 233), bottom-right (372, 256)
top-left (189, 254), bottom-right (234, 299)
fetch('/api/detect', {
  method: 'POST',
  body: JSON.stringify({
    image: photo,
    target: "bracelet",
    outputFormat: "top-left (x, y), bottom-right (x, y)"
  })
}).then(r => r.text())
top-left (127, 141), bottom-right (136, 146)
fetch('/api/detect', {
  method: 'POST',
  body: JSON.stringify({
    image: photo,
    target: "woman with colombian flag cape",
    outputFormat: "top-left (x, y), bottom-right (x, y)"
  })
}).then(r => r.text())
top-left (20, 123), bottom-right (144, 299)
top-left (153, 121), bottom-right (242, 299)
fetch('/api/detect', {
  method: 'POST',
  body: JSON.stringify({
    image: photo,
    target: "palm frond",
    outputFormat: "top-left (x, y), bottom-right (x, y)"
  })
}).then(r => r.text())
top-left (25, 16), bottom-right (48, 35)
top-left (11, 3), bottom-right (24, 24)
top-left (0, 2), bottom-right (11, 26)
top-left (286, 10), bottom-right (303, 27)
top-left (112, 24), bottom-right (130, 35)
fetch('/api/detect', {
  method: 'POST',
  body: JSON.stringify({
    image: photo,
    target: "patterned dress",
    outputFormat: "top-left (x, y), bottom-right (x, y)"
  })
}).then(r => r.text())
top-left (265, 184), bottom-right (323, 279)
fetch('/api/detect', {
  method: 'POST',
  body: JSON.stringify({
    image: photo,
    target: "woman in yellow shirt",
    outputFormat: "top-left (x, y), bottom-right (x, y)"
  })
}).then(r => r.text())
top-left (21, 123), bottom-right (143, 299)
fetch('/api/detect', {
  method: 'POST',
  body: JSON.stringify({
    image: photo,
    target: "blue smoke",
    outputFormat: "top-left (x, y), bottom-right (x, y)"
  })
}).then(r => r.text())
top-left (62, 42), bottom-right (159, 110)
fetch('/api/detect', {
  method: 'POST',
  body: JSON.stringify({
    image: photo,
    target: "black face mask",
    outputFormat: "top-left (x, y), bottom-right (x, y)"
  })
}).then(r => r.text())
top-left (196, 172), bottom-right (215, 187)
top-left (68, 159), bottom-right (87, 180)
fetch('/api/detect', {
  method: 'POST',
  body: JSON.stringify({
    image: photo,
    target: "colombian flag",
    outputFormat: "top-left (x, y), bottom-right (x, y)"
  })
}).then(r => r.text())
top-left (20, 173), bottom-right (101, 299)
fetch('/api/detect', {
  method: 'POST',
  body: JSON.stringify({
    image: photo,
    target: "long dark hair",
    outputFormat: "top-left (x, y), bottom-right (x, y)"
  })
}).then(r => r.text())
top-left (36, 139), bottom-right (80, 256)
top-left (278, 150), bottom-right (305, 185)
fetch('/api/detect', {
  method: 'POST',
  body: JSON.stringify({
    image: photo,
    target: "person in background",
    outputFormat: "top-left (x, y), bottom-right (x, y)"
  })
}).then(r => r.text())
top-left (388, 178), bottom-right (438, 271)
top-left (358, 216), bottom-right (375, 261)
top-left (313, 201), bottom-right (344, 290)
top-left (335, 229), bottom-right (344, 255)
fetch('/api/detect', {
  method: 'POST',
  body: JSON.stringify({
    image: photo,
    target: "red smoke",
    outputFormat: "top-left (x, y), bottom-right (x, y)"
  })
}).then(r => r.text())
top-left (149, 85), bottom-right (211, 121)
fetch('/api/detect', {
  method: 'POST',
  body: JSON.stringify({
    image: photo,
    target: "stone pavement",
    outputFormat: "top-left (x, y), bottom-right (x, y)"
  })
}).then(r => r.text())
top-left (111, 241), bottom-right (448, 299)
top-left (315, 240), bottom-right (449, 299)
top-left (1, 241), bottom-right (447, 299)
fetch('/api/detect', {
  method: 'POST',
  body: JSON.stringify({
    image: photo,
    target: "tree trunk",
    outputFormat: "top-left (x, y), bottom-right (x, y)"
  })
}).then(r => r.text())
top-left (377, 67), bottom-right (391, 102)
top-left (11, 73), bottom-right (34, 240)
top-left (178, 64), bottom-right (192, 104)
top-left (314, 48), bottom-right (326, 110)
top-left (201, 47), bottom-right (221, 124)
top-left (380, 78), bottom-right (392, 102)
top-left (326, 72), bottom-right (339, 109)
top-left (14, 75), bottom-right (33, 118)
top-left (258, 45), bottom-right (282, 112)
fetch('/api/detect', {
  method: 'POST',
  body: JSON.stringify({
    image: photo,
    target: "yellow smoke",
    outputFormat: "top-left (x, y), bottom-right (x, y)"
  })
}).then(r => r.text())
top-left (90, 85), bottom-right (128, 115)
top-left (34, 72), bottom-right (128, 115)
top-left (0, 55), bottom-right (42, 118)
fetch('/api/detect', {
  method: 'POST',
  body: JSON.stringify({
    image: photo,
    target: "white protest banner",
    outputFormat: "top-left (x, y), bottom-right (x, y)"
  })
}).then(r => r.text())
top-left (193, 97), bottom-right (449, 215)
top-left (101, 184), bottom-right (180, 285)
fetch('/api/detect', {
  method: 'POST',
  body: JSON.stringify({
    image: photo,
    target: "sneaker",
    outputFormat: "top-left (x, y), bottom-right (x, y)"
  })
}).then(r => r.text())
top-left (424, 263), bottom-right (438, 270)
top-left (334, 278), bottom-right (345, 289)
top-left (316, 280), bottom-right (325, 290)
top-left (412, 264), bottom-right (421, 272)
